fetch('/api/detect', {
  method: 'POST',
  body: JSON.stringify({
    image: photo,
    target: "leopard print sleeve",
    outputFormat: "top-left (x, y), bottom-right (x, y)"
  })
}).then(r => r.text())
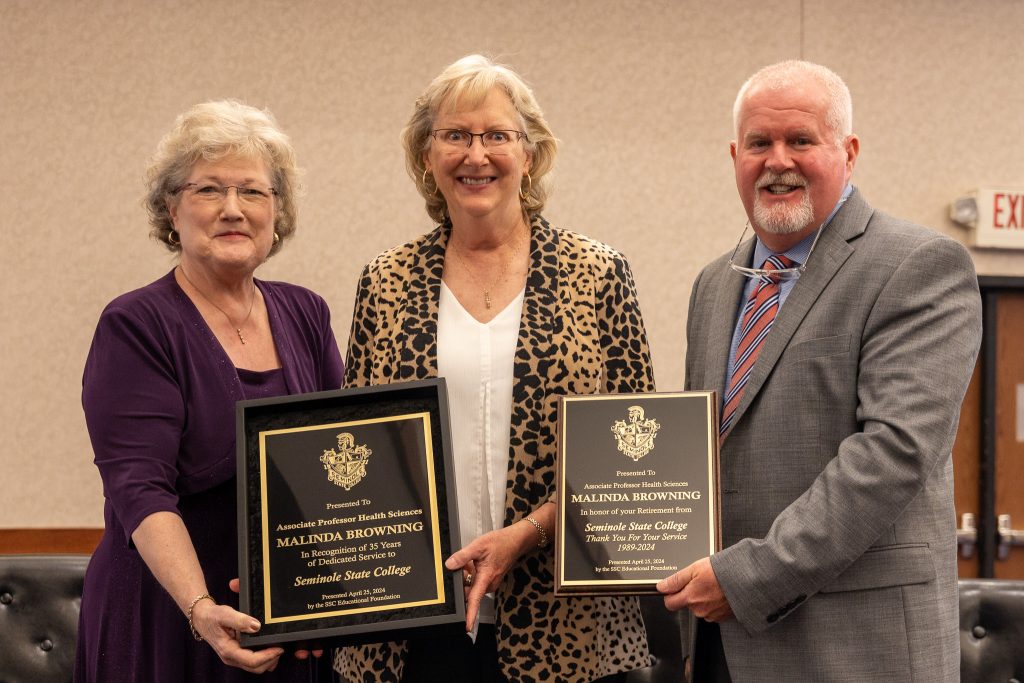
top-left (596, 250), bottom-right (656, 394)
top-left (344, 261), bottom-right (378, 389)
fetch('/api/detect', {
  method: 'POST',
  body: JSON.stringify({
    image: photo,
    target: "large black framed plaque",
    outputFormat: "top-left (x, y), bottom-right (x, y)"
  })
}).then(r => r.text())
top-left (236, 378), bottom-right (464, 647)
top-left (555, 392), bottom-right (720, 595)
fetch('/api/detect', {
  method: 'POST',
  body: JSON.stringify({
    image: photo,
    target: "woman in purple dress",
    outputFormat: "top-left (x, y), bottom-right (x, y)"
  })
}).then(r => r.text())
top-left (74, 100), bottom-right (344, 682)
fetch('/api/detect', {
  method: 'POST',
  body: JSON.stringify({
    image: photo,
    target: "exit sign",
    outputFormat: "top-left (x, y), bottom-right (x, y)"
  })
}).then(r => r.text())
top-left (971, 188), bottom-right (1024, 249)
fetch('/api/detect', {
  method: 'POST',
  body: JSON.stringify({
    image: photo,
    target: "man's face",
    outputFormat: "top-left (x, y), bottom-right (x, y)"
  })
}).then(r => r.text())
top-left (731, 81), bottom-right (859, 249)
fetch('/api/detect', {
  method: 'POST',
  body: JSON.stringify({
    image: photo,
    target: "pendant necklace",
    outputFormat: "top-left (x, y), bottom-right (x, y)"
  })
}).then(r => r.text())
top-left (178, 266), bottom-right (257, 344)
top-left (450, 225), bottom-right (526, 309)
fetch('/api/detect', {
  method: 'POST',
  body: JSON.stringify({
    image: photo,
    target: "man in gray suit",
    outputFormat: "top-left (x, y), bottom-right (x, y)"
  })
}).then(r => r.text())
top-left (657, 60), bottom-right (981, 681)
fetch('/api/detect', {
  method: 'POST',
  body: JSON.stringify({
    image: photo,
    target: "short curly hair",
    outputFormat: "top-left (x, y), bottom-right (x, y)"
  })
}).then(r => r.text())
top-left (401, 55), bottom-right (558, 224)
top-left (145, 100), bottom-right (301, 257)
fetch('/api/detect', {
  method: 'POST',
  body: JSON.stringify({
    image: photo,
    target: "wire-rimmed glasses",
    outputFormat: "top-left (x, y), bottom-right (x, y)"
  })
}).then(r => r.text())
top-left (175, 182), bottom-right (277, 206)
top-left (430, 129), bottom-right (528, 155)
top-left (727, 222), bottom-right (825, 282)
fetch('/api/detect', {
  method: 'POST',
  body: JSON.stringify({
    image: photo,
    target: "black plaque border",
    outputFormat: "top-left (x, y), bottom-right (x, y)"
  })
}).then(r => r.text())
top-left (554, 391), bottom-right (721, 596)
top-left (236, 378), bottom-right (465, 647)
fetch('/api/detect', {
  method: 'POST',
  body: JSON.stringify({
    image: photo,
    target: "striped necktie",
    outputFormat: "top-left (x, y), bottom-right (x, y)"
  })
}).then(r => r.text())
top-left (720, 254), bottom-right (795, 438)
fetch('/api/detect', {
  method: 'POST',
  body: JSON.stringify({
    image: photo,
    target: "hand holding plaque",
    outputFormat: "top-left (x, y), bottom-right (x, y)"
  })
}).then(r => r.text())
top-left (555, 392), bottom-right (720, 595)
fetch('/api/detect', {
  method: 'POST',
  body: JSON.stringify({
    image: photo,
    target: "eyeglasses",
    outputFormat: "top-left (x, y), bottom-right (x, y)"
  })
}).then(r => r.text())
top-left (430, 129), bottom-right (527, 154)
top-left (175, 182), bottom-right (277, 206)
top-left (727, 221), bottom-right (824, 282)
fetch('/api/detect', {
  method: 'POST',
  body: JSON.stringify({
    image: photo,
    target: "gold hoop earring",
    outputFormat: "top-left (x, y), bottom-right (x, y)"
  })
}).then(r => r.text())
top-left (520, 173), bottom-right (533, 201)
top-left (273, 232), bottom-right (280, 244)
top-left (168, 229), bottom-right (180, 246)
top-left (422, 168), bottom-right (440, 197)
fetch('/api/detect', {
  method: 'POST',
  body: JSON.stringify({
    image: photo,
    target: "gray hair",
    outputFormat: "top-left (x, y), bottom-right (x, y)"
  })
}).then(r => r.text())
top-left (733, 60), bottom-right (853, 146)
top-left (401, 54), bottom-right (558, 224)
top-left (145, 100), bottom-right (301, 256)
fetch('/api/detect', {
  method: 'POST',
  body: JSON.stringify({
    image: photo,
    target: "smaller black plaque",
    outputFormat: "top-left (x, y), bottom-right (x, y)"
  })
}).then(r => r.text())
top-left (555, 392), bottom-right (720, 595)
top-left (236, 379), bottom-right (464, 646)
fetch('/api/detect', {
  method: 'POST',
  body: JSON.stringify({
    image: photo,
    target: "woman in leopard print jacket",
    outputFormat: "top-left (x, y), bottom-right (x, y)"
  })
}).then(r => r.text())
top-left (335, 54), bottom-right (655, 683)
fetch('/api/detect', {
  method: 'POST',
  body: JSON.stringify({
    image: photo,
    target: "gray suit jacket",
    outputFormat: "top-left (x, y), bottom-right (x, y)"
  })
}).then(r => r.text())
top-left (685, 189), bottom-right (981, 681)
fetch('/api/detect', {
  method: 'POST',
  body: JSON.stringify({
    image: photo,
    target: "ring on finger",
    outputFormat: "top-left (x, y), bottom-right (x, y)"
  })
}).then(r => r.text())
top-left (464, 572), bottom-right (473, 586)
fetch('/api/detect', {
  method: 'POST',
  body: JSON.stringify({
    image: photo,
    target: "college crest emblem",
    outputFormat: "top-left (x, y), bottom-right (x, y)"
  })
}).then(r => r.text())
top-left (611, 405), bottom-right (661, 461)
top-left (320, 432), bottom-right (372, 490)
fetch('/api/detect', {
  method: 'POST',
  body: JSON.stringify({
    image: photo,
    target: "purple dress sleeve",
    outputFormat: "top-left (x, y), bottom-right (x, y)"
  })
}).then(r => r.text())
top-left (82, 301), bottom-right (186, 543)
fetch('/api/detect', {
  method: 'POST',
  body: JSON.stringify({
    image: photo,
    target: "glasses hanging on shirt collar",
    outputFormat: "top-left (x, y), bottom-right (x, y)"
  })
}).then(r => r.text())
top-left (728, 194), bottom-right (849, 281)
top-left (727, 223), bottom-right (822, 281)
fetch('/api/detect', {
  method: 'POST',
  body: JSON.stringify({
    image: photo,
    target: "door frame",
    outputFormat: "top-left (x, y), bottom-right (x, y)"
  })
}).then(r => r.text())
top-left (975, 275), bottom-right (1024, 577)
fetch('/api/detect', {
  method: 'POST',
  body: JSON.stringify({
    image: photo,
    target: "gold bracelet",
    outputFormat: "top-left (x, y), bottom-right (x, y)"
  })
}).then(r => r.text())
top-left (525, 515), bottom-right (549, 548)
top-left (187, 593), bottom-right (215, 641)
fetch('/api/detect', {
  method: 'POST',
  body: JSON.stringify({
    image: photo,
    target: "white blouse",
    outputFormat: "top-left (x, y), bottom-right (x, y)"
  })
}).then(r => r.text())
top-left (437, 282), bottom-right (525, 625)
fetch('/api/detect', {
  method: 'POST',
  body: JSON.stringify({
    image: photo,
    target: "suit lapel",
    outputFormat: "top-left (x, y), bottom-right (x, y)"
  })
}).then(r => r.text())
top-left (726, 190), bottom-right (872, 429)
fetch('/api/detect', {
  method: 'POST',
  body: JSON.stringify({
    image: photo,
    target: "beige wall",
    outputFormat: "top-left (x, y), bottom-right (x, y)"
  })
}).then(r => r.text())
top-left (2, 0), bottom-right (1022, 528)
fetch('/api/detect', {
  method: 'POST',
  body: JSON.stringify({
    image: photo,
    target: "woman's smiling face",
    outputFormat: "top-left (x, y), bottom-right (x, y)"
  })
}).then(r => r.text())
top-left (423, 87), bottom-right (532, 226)
top-left (169, 156), bottom-right (277, 277)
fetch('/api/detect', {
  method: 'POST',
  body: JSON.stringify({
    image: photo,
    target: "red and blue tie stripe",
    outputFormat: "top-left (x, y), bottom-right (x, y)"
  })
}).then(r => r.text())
top-left (720, 254), bottom-right (794, 438)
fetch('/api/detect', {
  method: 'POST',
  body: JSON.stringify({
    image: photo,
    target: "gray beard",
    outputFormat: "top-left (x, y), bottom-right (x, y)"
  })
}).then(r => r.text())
top-left (753, 190), bottom-right (814, 235)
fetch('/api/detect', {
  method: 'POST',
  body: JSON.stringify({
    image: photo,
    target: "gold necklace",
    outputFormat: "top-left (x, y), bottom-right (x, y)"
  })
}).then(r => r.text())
top-left (450, 225), bottom-right (525, 309)
top-left (178, 266), bottom-right (257, 344)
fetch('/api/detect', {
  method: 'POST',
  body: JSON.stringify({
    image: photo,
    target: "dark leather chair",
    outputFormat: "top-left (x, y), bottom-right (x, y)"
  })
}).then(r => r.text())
top-left (0, 554), bottom-right (89, 683)
top-left (8, 553), bottom-right (1024, 683)
top-left (0, 553), bottom-right (334, 683)
top-left (959, 578), bottom-right (1024, 683)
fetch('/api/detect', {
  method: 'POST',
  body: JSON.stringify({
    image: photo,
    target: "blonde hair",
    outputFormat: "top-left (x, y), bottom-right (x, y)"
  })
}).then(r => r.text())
top-left (733, 60), bottom-right (853, 146)
top-left (145, 100), bottom-right (301, 257)
top-left (402, 54), bottom-right (558, 223)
